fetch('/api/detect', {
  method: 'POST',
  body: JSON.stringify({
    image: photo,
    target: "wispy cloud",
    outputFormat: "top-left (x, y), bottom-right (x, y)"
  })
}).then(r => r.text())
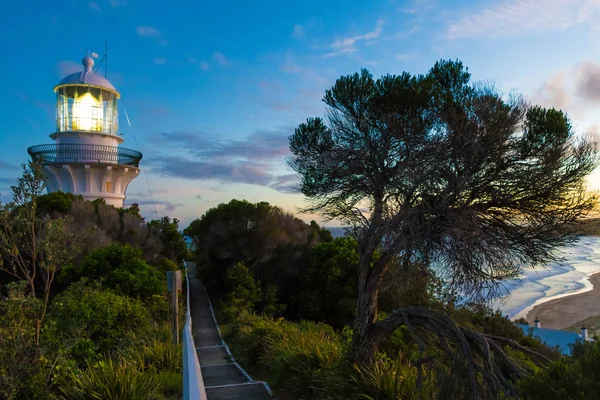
top-left (395, 53), bottom-right (418, 62)
top-left (0, 177), bottom-right (17, 185)
top-left (269, 174), bottom-right (300, 194)
top-left (325, 19), bottom-right (384, 57)
top-left (447, 0), bottom-right (600, 40)
top-left (88, 2), bottom-right (102, 12)
top-left (154, 58), bottom-right (167, 65)
top-left (109, 0), bottom-right (127, 6)
top-left (398, 0), bottom-right (436, 14)
top-left (530, 60), bottom-right (600, 120)
top-left (136, 26), bottom-right (168, 45)
top-left (129, 199), bottom-right (183, 212)
top-left (56, 60), bottom-right (81, 77)
top-left (146, 128), bottom-right (295, 193)
top-left (200, 61), bottom-right (211, 71)
top-left (0, 160), bottom-right (17, 171)
top-left (136, 26), bottom-right (161, 38)
top-left (292, 24), bottom-right (305, 38)
top-left (194, 194), bottom-right (203, 200)
top-left (213, 52), bottom-right (229, 66)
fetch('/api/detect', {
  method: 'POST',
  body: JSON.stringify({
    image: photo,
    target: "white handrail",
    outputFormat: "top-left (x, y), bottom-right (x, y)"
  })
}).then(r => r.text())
top-left (182, 261), bottom-right (207, 400)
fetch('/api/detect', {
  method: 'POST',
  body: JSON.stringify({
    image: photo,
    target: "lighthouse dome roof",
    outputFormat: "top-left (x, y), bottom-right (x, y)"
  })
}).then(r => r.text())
top-left (55, 56), bottom-right (118, 94)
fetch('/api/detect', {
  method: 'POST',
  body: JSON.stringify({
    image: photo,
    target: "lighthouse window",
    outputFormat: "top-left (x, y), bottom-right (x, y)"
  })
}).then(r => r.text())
top-left (106, 181), bottom-right (113, 192)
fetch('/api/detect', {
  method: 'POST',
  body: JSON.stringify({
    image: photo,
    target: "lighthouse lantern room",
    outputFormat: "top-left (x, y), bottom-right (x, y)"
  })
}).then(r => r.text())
top-left (28, 56), bottom-right (142, 208)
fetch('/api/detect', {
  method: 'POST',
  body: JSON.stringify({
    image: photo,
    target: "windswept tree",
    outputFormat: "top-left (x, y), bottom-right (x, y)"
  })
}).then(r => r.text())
top-left (288, 60), bottom-right (599, 398)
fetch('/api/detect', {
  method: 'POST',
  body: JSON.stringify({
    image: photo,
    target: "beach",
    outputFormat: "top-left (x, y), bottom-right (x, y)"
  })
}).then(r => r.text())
top-left (525, 272), bottom-right (600, 330)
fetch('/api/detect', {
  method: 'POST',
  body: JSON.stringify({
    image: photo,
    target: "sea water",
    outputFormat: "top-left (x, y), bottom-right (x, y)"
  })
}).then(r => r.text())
top-left (496, 236), bottom-right (600, 319)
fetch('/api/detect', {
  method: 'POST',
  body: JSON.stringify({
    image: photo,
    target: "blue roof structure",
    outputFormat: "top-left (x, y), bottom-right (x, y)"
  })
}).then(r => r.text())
top-left (518, 324), bottom-right (582, 354)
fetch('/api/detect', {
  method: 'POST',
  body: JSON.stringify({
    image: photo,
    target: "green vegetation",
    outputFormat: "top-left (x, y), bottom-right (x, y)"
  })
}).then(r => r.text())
top-left (186, 59), bottom-right (600, 399)
top-left (0, 162), bottom-right (184, 399)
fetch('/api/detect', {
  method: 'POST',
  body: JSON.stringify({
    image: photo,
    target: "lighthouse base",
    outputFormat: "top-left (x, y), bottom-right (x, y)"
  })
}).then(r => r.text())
top-left (42, 163), bottom-right (140, 209)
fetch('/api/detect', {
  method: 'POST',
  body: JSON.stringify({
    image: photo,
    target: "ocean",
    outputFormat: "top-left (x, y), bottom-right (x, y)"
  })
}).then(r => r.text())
top-left (495, 236), bottom-right (600, 319)
top-left (324, 227), bottom-right (600, 319)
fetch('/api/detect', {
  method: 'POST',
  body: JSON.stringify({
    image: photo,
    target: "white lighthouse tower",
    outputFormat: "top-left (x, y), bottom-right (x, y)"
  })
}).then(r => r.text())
top-left (28, 56), bottom-right (142, 208)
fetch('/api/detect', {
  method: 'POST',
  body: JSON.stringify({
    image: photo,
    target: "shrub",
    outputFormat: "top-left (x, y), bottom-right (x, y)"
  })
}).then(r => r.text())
top-left (120, 340), bottom-right (182, 374)
top-left (47, 281), bottom-right (152, 357)
top-left (262, 320), bottom-right (345, 397)
top-left (224, 311), bottom-right (346, 398)
top-left (60, 244), bottom-right (164, 299)
top-left (60, 358), bottom-right (163, 400)
top-left (342, 353), bottom-right (437, 400)
top-left (518, 340), bottom-right (600, 399)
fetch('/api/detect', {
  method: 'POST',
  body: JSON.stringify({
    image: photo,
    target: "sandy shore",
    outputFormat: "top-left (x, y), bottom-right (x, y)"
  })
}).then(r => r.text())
top-left (526, 272), bottom-right (600, 329)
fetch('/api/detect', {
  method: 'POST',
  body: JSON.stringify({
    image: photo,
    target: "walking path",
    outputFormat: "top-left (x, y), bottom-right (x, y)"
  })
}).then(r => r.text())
top-left (187, 262), bottom-right (272, 400)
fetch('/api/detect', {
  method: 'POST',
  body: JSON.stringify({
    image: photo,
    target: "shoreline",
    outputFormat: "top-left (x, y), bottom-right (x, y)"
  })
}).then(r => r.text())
top-left (525, 272), bottom-right (600, 329)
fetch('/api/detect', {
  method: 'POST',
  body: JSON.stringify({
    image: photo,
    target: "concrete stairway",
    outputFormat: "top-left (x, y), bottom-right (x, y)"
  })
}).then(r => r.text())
top-left (188, 268), bottom-right (272, 400)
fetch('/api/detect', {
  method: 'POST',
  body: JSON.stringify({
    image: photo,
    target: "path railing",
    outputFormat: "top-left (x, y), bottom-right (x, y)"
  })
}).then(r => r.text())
top-left (182, 261), bottom-right (207, 400)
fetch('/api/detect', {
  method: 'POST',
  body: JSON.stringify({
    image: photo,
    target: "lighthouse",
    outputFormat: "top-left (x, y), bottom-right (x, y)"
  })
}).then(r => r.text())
top-left (28, 56), bottom-right (142, 208)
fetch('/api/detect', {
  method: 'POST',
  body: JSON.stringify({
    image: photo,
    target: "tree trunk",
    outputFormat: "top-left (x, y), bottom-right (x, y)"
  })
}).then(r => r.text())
top-left (350, 254), bottom-right (385, 365)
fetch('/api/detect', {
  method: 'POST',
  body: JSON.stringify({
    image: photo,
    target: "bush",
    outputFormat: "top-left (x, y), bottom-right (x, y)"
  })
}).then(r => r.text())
top-left (60, 358), bottom-right (163, 400)
top-left (60, 244), bottom-right (165, 299)
top-left (47, 281), bottom-right (153, 357)
top-left (224, 311), bottom-right (346, 398)
top-left (518, 340), bottom-right (600, 399)
top-left (120, 340), bottom-right (182, 374)
top-left (342, 353), bottom-right (437, 400)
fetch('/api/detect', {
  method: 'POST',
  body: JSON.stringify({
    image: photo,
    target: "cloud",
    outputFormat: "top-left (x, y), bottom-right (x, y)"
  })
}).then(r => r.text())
top-left (326, 19), bottom-right (384, 57)
top-left (213, 52), bottom-right (229, 66)
top-left (292, 24), bottom-right (305, 38)
top-left (149, 156), bottom-right (273, 185)
top-left (147, 128), bottom-right (297, 191)
top-left (88, 2), bottom-right (102, 12)
top-left (200, 61), bottom-right (211, 71)
top-left (0, 160), bottom-right (17, 170)
top-left (447, 0), bottom-right (600, 40)
top-left (398, 0), bottom-right (436, 14)
top-left (56, 60), bottom-right (81, 77)
top-left (532, 73), bottom-right (570, 109)
top-left (269, 174), bottom-right (300, 194)
top-left (0, 177), bottom-right (17, 185)
top-left (194, 194), bottom-right (203, 200)
top-left (109, 0), bottom-right (127, 6)
top-left (530, 60), bottom-right (600, 120)
top-left (575, 61), bottom-right (600, 102)
top-left (130, 199), bottom-right (183, 212)
top-left (136, 26), bottom-right (161, 38)
top-left (396, 53), bottom-right (418, 62)
top-left (151, 129), bottom-right (290, 161)
top-left (136, 26), bottom-right (167, 45)
top-left (154, 58), bottom-right (167, 65)
top-left (384, 26), bottom-right (421, 41)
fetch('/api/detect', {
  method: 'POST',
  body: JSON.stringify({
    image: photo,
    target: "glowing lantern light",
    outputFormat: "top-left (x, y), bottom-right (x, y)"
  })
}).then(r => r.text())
top-left (72, 91), bottom-right (103, 131)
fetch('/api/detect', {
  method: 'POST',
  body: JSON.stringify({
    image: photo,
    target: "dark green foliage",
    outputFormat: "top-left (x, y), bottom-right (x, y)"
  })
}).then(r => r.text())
top-left (47, 281), bottom-right (153, 357)
top-left (225, 262), bottom-right (262, 312)
top-left (37, 191), bottom-right (81, 215)
top-left (148, 216), bottom-right (189, 263)
top-left (59, 358), bottom-right (163, 400)
top-left (518, 340), bottom-right (600, 399)
top-left (299, 237), bottom-right (359, 328)
top-left (185, 199), bottom-right (323, 314)
top-left (60, 245), bottom-right (164, 299)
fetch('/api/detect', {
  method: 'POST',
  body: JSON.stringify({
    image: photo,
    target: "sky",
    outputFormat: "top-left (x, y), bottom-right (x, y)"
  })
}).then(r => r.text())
top-left (1, 0), bottom-right (600, 228)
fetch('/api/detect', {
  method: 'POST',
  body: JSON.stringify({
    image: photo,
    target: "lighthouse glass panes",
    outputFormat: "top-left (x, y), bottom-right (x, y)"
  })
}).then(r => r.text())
top-left (56, 86), bottom-right (118, 135)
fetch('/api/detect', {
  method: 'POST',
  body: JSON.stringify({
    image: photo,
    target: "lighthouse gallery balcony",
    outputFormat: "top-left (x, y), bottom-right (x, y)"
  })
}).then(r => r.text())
top-left (28, 143), bottom-right (142, 167)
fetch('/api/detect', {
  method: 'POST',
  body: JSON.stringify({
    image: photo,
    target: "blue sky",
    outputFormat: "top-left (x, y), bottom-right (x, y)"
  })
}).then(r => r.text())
top-left (1, 0), bottom-right (600, 228)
